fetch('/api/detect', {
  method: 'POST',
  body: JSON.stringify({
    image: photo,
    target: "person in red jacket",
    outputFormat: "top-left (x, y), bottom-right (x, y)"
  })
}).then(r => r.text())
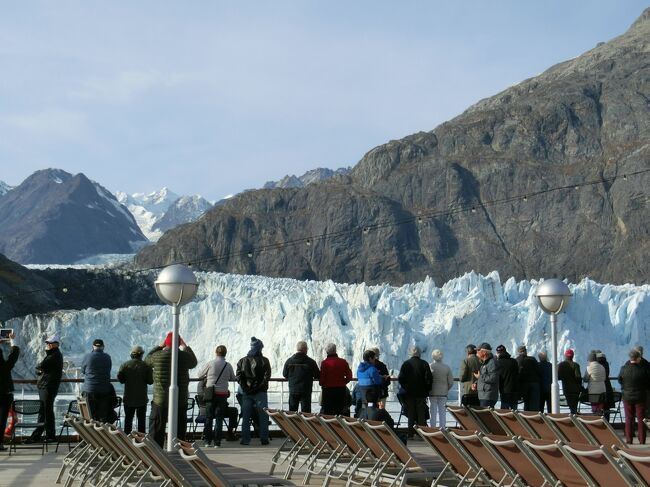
top-left (319, 343), bottom-right (352, 415)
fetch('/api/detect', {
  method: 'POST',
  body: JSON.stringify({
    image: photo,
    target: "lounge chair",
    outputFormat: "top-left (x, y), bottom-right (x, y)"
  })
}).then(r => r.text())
top-left (613, 447), bottom-right (650, 486)
top-left (415, 426), bottom-right (475, 486)
top-left (520, 437), bottom-right (591, 487)
top-left (446, 405), bottom-right (484, 432)
top-left (573, 415), bottom-right (626, 449)
top-left (468, 407), bottom-right (508, 436)
top-left (174, 439), bottom-right (295, 487)
top-left (543, 413), bottom-right (594, 445)
top-left (491, 409), bottom-right (536, 438)
top-left (446, 429), bottom-right (512, 486)
top-left (561, 442), bottom-right (634, 486)
top-left (480, 433), bottom-right (557, 487)
top-left (516, 411), bottom-right (558, 441)
top-left (264, 408), bottom-right (313, 479)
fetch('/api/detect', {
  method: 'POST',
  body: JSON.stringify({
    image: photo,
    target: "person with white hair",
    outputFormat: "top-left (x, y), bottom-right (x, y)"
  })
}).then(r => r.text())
top-left (319, 343), bottom-right (352, 415)
top-left (398, 345), bottom-right (433, 438)
top-left (428, 349), bottom-right (453, 428)
top-left (282, 340), bottom-right (320, 413)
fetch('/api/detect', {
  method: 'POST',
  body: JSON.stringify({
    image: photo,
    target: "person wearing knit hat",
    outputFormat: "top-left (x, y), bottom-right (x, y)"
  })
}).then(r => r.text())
top-left (117, 345), bottom-right (153, 434)
top-left (557, 348), bottom-right (581, 414)
top-left (236, 337), bottom-right (272, 445)
top-left (145, 331), bottom-right (198, 448)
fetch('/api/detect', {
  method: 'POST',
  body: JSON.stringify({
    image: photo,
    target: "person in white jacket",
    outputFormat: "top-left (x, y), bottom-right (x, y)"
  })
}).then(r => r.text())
top-left (583, 351), bottom-right (607, 415)
top-left (429, 350), bottom-right (454, 428)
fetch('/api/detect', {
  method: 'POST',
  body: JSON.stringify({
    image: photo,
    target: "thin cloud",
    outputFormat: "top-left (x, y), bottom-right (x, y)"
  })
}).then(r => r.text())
top-left (70, 70), bottom-right (201, 102)
top-left (2, 110), bottom-right (88, 140)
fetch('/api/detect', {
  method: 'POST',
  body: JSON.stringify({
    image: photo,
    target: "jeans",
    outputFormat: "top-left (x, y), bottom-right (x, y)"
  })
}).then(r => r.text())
top-left (624, 400), bottom-right (646, 444)
top-left (148, 401), bottom-right (187, 448)
top-left (240, 392), bottom-right (268, 444)
top-left (124, 404), bottom-right (147, 434)
top-left (429, 396), bottom-right (447, 428)
top-left (31, 388), bottom-right (57, 440)
top-left (204, 396), bottom-right (229, 444)
top-left (288, 391), bottom-right (312, 413)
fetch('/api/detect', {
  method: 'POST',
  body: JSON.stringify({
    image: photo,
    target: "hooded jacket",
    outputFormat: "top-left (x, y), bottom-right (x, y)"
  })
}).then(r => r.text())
top-left (356, 362), bottom-right (383, 387)
top-left (282, 352), bottom-right (320, 394)
top-left (36, 347), bottom-right (63, 391)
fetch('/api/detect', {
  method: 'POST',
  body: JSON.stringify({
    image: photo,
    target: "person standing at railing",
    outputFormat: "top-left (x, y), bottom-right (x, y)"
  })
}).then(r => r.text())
top-left (516, 345), bottom-right (540, 412)
top-left (0, 331), bottom-right (19, 451)
top-left (618, 349), bottom-right (649, 444)
top-left (398, 345), bottom-right (432, 439)
top-left (198, 344), bottom-right (236, 447)
top-left (81, 339), bottom-right (113, 422)
top-left (558, 349), bottom-right (582, 414)
top-left (117, 345), bottom-right (153, 434)
top-left (495, 345), bottom-right (519, 410)
top-left (370, 347), bottom-right (390, 407)
top-left (356, 349), bottom-right (387, 414)
top-left (146, 332), bottom-right (198, 447)
top-left (473, 343), bottom-right (499, 408)
top-left (27, 334), bottom-right (62, 444)
top-left (595, 351), bottom-right (615, 421)
top-left (319, 343), bottom-right (353, 416)
top-left (459, 344), bottom-right (480, 407)
top-left (282, 340), bottom-right (319, 413)
top-left (583, 351), bottom-right (606, 415)
top-left (537, 352), bottom-right (552, 413)
top-left (236, 337), bottom-right (271, 446)
top-left (428, 349), bottom-right (453, 428)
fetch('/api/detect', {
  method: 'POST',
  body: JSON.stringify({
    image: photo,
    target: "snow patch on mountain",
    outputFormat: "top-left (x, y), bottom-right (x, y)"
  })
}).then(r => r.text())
top-left (116, 188), bottom-right (179, 241)
top-left (7, 271), bottom-right (649, 388)
top-left (0, 181), bottom-right (13, 196)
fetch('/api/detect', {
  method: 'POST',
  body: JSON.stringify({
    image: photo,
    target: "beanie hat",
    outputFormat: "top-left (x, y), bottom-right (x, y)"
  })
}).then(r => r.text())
top-left (164, 332), bottom-right (183, 348)
top-left (564, 349), bottom-right (574, 358)
top-left (131, 345), bottom-right (144, 356)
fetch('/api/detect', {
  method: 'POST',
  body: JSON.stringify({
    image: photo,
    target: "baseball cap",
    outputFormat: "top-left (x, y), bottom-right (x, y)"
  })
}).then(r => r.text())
top-left (564, 349), bottom-right (574, 358)
top-left (93, 338), bottom-right (104, 348)
top-left (478, 342), bottom-right (492, 351)
top-left (45, 334), bottom-right (60, 344)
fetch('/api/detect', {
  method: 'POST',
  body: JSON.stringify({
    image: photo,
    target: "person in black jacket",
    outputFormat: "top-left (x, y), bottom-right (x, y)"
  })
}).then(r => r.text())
top-left (537, 352), bottom-right (552, 413)
top-left (371, 347), bottom-right (391, 406)
top-left (28, 334), bottom-right (63, 443)
top-left (282, 341), bottom-right (319, 413)
top-left (398, 345), bottom-right (433, 438)
top-left (236, 337), bottom-right (271, 446)
top-left (618, 349), bottom-right (650, 444)
top-left (117, 345), bottom-right (153, 434)
top-left (495, 345), bottom-right (519, 410)
top-left (0, 330), bottom-right (19, 451)
top-left (516, 345), bottom-right (540, 412)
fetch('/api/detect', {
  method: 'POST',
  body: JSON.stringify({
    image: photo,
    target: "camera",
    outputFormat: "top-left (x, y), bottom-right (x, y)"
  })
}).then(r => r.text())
top-left (0, 329), bottom-right (13, 339)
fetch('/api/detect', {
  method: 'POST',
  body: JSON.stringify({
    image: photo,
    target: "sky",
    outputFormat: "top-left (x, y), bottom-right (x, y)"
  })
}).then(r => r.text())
top-left (0, 2), bottom-right (647, 201)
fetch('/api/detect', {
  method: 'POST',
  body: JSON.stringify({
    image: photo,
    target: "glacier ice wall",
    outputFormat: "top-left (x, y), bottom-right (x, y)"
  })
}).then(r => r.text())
top-left (6, 271), bottom-right (650, 384)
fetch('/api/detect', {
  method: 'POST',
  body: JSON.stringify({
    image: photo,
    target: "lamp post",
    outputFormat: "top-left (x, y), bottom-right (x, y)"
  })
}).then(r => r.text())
top-left (535, 278), bottom-right (572, 414)
top-left (154, 264), bottom-right (198, 451)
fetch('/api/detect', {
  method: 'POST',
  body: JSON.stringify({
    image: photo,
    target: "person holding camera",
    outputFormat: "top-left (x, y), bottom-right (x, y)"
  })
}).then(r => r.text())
top-left (117, 345), bottom-right (153, 434)
top-left (197, 345), bottom-right (236, 447)
top-left (28, 334), bottom-right (63, 443)
top-left (0, 330), bottom-right (19, 450)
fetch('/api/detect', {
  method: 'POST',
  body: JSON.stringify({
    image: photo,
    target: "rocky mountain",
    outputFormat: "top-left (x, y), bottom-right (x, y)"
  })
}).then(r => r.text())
top-left (0, 253), bottom-right (158, 321)
top-left (263, 167), bottom-right (352, 189)
top-left (0, 169), bottom-right (147, 264)
top-left (135, 9), bottom-right (650, 286)
top-left (0, 181), bottom-right (12, 196)
top-left (152, 195), bottom-right (212, 234)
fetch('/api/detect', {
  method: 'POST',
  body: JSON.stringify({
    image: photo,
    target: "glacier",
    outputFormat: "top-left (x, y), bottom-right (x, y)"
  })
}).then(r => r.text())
top-left (6, 271), bottom-right (650, 390)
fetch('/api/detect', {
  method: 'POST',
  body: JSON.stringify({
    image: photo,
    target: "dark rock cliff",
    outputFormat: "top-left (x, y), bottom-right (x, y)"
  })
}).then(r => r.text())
top-left (135, 10), bottom-right (650, 286)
